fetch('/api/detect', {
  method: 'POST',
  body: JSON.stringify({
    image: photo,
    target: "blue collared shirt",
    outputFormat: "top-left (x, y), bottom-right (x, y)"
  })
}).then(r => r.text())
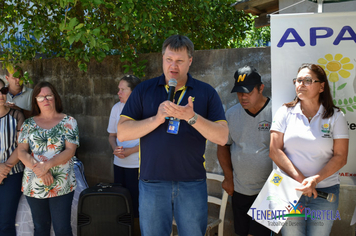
top-left (121, 73), bottom-right (226, 181)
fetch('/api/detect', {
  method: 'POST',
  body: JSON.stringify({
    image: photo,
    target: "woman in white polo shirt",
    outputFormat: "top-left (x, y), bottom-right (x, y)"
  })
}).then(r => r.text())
top-left (270, 63), bottom-right (349, 236)
top-left (107, 75), bottom-right (141, 219)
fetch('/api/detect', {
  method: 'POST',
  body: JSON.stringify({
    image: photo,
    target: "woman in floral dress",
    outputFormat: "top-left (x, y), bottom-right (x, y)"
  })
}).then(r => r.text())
top-left (18, 81), bottom-right (79, 236)
top-left (0, 78), bottom-right (25, 236)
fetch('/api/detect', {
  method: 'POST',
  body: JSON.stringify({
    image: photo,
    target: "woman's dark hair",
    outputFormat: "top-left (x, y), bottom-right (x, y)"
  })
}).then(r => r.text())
top-left (120, 75), bottom-right (141, 91)
top-left (31, 81), bottom-right (63, 116)
top-left (0, 78), bottom-right (5, 87)
top-left (284, 63), bottom-right (338, 118)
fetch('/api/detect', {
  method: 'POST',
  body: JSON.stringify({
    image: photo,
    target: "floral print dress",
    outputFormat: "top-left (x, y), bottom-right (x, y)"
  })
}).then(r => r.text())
top-left (18, 115), bottom-right (79, 199)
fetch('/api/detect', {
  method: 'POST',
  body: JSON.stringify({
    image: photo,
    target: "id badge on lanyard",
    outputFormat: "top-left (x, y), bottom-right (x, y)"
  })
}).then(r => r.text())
top-left (165, 86), bottom-right (187, 135)
top-left (167, 118), bottom-right (180, 134)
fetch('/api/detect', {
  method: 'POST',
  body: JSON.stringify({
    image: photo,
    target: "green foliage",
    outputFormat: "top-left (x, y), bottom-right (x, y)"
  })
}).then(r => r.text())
top-left (5, 62), bottom-right (33, 85)
top-left (337, 83), bottom-right (347, 90)
top-left (1, 0), bottom-right (270, 78)
top-left (21, 71), bottom-right (34, 85)
top-left (232, 21), bottom-right (270, 48)
top-left (13, 70), bottom-right (34, 85)
top-left (334, 96), bottom-right (356, 114)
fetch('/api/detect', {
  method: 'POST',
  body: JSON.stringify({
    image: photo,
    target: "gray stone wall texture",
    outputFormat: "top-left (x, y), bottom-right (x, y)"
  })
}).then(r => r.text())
top-left (1, 47), bottom-right (354, 235)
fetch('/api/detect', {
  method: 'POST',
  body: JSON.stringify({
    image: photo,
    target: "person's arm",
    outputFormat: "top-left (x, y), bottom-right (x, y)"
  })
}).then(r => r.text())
top-left (18, 143), bottom-right (38, 169)
top-left (118, 96), bottom-right (228, 145)
top-left (4, 103), bottom-right (21, 110)
top-left (17, 117), bottom-right (55, 186)
top-left (295, 138), bottom-right (348, 198)
top-left (4, 103), bottom-right (31, 117)
top-left (118, 146), bottom-right (139, 158)
top-left (269, 131), bottom-right (305, 183)
top-left (0, 109), bottom-right (25, 183)
top-left (32, 141), bottom-right (77, 178)
top-left (2, 149), bottom-right (20, 169)
top-left (40, 172), bottom-right (54, 186)
top-left (109, 133), bottom-right (124, 158)
top-left (191, 118), bottom-right (228, 146)
top-left (217, 145), bottom-right (234, 196)
top-left (117, 100), bottom-right (168, 142)
top-left (1, 109), bottom-right (24, 169)
top-left (108, 133), bottom-right (118, 152)
top-left (0, 162), bottom-right (12, 183)
top-left (0, 148), bottom-right (22, 183)
top-left (0, 112), bottom-right (24, 181)
top-left (18, 143), bottom-right (55, 186)
top-left (164, 96), bottom-right (228, 146)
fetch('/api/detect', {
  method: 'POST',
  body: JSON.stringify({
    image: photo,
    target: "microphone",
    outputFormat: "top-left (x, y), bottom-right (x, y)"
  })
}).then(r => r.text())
top-left (317, 190), bottom-right (336, 202)
top-left (167, 78), bottom-right (177, 102)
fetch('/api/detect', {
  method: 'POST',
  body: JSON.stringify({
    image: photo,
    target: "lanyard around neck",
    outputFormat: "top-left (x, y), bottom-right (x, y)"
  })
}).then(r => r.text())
top-left (165, 85), bottom-right (187, 105)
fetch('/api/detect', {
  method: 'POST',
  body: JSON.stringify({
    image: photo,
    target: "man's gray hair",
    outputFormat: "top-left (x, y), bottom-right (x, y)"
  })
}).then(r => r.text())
top-left (162, 35), bottom-right (194, 58)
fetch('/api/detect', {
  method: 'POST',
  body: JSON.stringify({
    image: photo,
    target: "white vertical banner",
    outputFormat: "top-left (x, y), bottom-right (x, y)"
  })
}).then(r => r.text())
top-left (271, 12), bottom-right (356, 185)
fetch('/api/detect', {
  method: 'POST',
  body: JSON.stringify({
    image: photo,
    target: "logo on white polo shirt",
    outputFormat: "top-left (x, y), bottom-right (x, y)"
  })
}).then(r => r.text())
top-left (321, 123), bottom-right (331, 138)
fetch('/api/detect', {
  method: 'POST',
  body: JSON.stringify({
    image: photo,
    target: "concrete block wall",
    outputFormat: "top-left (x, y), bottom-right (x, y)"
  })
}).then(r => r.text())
top-left (1, 47), bottom-right (354, 235)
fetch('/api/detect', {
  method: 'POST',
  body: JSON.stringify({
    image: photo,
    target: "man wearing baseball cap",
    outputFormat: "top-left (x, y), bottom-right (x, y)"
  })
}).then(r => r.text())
top-left (217, 66), bottom-right (272, 236)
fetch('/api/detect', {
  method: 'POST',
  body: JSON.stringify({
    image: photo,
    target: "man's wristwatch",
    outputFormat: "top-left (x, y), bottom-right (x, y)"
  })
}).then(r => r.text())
top-left (187, 112), bottom-right (198, 125)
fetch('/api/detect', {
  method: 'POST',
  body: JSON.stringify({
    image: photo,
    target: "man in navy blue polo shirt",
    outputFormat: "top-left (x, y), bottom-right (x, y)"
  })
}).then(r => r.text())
top-left (117, 35), bottom-right (228, 236)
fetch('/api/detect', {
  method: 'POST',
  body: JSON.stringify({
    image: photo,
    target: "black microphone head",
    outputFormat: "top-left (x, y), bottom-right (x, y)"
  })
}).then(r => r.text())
top-left (168, 78), bottom-right (177, 87)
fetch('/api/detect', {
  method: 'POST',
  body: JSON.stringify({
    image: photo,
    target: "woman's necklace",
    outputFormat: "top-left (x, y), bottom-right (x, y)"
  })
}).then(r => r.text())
top-left (301, 106), bottom-right (315, 121)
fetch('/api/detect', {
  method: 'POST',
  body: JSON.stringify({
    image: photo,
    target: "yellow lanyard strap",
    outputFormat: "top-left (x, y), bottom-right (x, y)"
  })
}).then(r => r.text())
top-left (164, 85), bottom-right (187, 105)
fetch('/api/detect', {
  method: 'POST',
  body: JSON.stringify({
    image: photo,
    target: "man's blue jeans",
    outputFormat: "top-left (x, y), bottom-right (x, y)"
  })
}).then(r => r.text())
top-left (26, 191), bottom-right (74, 236)
top-left (139, 179), bottom-right (208, 236)
top-left (281, 184), bottom-right (340, 236)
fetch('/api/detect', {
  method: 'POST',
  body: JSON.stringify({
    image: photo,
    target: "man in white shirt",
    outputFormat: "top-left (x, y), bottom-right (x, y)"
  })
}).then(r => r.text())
top-left (5, 66), bottom-right (33, 118)
top-left (217, 66), bottom-right (272, 236)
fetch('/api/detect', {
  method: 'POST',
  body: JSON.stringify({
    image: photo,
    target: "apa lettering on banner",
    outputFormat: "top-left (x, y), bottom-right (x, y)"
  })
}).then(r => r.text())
top-left (277, 26), bottom-right (356, 48)
top-left (277, 28), bottom-right (306, 47)
top-left (334, 26), bottom-right (356, 45)
top-left (310, 27), bottom-right (333, 46)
